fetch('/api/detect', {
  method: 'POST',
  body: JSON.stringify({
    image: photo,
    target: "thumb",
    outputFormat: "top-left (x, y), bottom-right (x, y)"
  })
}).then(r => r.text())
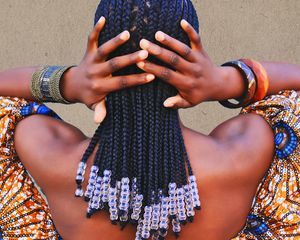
top-left (163, 94), bottom-right (191, 109)
top-left (93, 99), bottom-right (107, 124)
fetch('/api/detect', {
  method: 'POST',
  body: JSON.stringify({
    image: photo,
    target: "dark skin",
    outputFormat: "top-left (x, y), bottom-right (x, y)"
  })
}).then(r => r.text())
top-left (14, 111), bottom-right (274, 240)
top-left (3, 17), bottom-right (299, 239)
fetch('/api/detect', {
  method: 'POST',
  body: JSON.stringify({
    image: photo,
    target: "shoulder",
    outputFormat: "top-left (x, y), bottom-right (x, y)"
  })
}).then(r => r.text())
top-left (15, 114), bottom-right (86, 151)
top-left (209, 113), bottom-right (274, 181)
top-left (14, 114), bottom-right (87, 187)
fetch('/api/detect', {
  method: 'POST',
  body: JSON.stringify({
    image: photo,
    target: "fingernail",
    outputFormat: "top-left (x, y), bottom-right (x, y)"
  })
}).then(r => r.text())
top-left (164, 100), bottom-right (174, 107)
top-left (140, 39), bottom-right (150, 49)
top-left (155, 31), bottom-right (165, 42)
top-left (138, 50), bottom-right (148, 59)
top-left (98, 16), bottom-right (105, 24)
top-left (181, 19), bottom-right (189, 28)
top-left (120, 31), bottom-right (130, 40)
top-left (137, 62), bottom-right (145, 69)
top-left (146, 74), bottom-right (155, 81)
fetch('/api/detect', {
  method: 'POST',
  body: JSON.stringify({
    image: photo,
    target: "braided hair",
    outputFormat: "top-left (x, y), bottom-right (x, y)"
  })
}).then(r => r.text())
top-left (75, 0), bottom-right (201, 239)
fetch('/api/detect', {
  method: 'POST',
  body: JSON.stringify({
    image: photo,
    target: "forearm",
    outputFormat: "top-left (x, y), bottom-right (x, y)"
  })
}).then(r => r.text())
top-left (223, 61), bottom-right (300, 99)
top-left (0, 67), bottom-right (38, 100)
top-left (0, 66), bottom-right (77, 102)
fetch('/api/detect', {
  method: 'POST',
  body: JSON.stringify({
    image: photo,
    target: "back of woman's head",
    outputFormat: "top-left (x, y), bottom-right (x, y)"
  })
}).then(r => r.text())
top-left (75, 1), bottom-right (201, 239)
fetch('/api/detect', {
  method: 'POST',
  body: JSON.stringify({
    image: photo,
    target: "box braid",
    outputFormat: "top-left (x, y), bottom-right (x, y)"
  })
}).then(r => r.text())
top-left (75, 0), bottom-right (201, 239)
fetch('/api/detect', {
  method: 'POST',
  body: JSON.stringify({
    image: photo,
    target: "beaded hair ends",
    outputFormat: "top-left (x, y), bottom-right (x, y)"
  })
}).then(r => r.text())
top-left (75, 110), bottom-right (201, 239)
top-left (76, 168), bottom-right (200, 239)
top-left (75, 0), bottom-right (201, 239)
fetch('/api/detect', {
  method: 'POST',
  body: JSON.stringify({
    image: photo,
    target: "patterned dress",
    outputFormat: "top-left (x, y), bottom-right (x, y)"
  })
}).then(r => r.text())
top-left (0, 97), bottom-right (61, 239)
top-left (234, 90), bottom-right (300, 239)
top-left (0, 91), bottom-right (299, 239)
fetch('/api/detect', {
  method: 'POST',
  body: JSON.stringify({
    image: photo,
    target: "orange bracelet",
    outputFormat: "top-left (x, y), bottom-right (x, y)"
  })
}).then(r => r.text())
top-left (240, 59), bottom-right (269, 103)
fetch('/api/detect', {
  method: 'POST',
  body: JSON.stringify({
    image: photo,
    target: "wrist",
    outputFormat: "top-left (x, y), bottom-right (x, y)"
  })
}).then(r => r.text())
top-left (60, 66), bottom-right (80, 103)
top-left (219, 66), bottom-right (245, 100)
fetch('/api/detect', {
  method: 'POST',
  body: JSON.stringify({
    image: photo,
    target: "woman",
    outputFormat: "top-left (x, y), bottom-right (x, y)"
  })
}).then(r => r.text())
top-left (0, 0), bottom-right (299, 239)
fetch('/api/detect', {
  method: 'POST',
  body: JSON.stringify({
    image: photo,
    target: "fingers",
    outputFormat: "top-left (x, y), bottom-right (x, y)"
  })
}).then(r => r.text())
top-left (87, 16), bottom-right (106, 52)
top-left (136, 61), bottom-right (184, 89)
top-left (139, 39), bottom-right (192, 72)
top-left (94, 100), bottom-right (107, 124)
top-left (102, 73), bottom-right (155, 92)
top-left (163, 94), bottom-right (192, 109)
top-left (101, 50), bottom-right (149, 76)
top-left (181, 19), bottom-right (203, 51)
top-left (154, 32), bottom-right (195, 62)
top-left (95, 30), bottom-right (130, 61)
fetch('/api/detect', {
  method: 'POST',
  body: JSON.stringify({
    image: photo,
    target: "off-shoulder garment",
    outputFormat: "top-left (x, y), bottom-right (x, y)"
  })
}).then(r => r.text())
top-left (0, 92), bottom-right (299, 239)
top-left (0, 97), bottom-right (61, 239)
top-left (234, 90), bottom-right (300, 239)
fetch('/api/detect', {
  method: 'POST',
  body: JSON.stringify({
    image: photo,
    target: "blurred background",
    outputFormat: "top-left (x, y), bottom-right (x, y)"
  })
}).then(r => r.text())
top-left (0, 0), bottom-right (299, 137)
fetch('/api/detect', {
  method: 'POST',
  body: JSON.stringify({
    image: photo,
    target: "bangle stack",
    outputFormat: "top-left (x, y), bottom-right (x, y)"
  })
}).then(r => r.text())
top-left (240, 59), bottom-right (270, 103)
top-left (219, 59), bottom-right (269, 109)
top-left (30, 66), bottom-right (74, 104)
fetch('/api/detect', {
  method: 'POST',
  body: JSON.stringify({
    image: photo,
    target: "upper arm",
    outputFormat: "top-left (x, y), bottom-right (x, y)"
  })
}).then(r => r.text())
top-left (210, 113), bottom-right (275, 183)
top-left (15, 114), bottom-right (85, 188)
top-left (15, 115), bottom-right (65, 187)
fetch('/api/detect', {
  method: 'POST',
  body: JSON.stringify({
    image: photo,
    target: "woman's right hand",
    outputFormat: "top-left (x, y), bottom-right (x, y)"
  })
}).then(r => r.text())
top-left (62, 17), bottom-right (154, 123)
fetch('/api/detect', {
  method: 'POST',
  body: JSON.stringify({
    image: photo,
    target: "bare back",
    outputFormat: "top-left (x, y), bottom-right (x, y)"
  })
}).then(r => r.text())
top-left (14, 112), bottom-right (274, 240)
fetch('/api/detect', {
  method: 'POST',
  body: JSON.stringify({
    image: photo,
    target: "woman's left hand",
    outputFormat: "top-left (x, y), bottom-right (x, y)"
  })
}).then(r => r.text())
top-left (137, 20), bottom-right (239, 109)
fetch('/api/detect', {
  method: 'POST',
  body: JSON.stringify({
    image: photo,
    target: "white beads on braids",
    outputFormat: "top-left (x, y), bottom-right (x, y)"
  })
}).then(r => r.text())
top-left (75, 166), bottom-right (200, 240)
top-left (183, 184), bottom-right (195, 219)
top-left (168, 183), bottom-right (177, 217)
top-left (141, 206), bottom-right (152, 239)
top-left (151, 203), bottom-right (160, 232)
top-left (84, 166), bottom-right (99, 200)
top-left (91, 176), bottom-right (103, 210)
top-left (189, 175), bottom-right (201, 209)
top-left (84, 183), bottom-right (94, 201)
top-left (75, 162), bottom-right (87, 197)
top-left (176, 187), bottom-right (187, 223)
top-left (135, 220), bottom-right (143, 240)
top-left (119, 178), bottom-right (130, 211)
top-left (75, 188), bottom-right (84, 197)
top-left (77, 162), bottom-right (86, 178)
top-left (108, 187), bottom-right (118, 222)
top-left (101, 170), bottom-right (111, 203)
top-left (159, 196), bottom-right (169, 231)
top-left (131, 194), bottom-right (143, 221)
top-left (119, 177), bottom-right (130, 222)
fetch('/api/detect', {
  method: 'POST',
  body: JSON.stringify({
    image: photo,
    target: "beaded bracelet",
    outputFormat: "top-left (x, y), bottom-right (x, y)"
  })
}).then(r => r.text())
top-left (240, 59), bottom-right (269, 102)
top-left (30, 66), bottom-right (74, 104)
top-left (219, 60), bottom-right (257, 109)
